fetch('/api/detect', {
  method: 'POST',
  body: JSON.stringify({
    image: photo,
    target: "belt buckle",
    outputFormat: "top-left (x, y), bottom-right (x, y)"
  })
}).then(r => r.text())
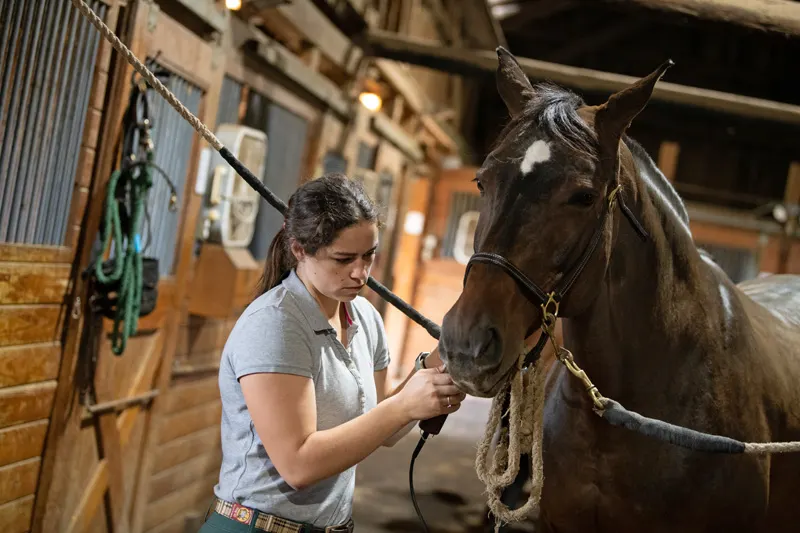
top-left (230, 503), bottom-right (253, 525)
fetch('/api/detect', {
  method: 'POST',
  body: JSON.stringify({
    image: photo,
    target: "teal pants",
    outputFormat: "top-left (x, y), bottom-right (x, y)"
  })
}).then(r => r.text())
top-left (198, 512), bottom-right (251, 533)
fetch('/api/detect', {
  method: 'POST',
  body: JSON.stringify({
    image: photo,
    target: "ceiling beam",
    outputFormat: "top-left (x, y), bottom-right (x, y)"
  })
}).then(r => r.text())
top-left (605, 0), bottom-right (800, 37)
top-left (361, 30), bottom-right (800, 126)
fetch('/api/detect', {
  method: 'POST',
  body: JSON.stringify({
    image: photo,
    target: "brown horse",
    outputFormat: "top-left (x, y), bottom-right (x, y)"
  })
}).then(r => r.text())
top-left (439, 48), bottom-right (800, 532)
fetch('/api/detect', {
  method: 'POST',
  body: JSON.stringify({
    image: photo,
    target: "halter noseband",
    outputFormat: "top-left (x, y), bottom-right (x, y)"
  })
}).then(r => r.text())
top-left (463, 181), bottom-right (649, 368)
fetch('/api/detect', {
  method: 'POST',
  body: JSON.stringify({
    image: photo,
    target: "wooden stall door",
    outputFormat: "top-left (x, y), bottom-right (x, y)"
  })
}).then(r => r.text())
top-left (34, 5), bottom-right (223, 533)
top-left (0, 2), bottom-right (117, 533)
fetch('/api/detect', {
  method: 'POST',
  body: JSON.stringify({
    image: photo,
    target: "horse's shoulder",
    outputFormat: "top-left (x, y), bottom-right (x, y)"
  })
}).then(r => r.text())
top-left (737, 274), bottom-right (800, 329)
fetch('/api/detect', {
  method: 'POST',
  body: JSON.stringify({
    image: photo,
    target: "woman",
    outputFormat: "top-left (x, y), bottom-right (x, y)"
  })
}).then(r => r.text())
top-left (200, 173), bottom-right (465, 533)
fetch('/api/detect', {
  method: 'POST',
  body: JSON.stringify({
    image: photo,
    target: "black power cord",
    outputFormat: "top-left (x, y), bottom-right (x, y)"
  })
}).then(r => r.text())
top-left (409, 431), bottom-right (432, 533)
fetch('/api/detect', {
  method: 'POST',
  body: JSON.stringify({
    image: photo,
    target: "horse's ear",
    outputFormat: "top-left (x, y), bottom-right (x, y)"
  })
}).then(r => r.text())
top-left (595, 59), bottom-right (673, 161)
top-left (496, 47), bottom-right (535, 118)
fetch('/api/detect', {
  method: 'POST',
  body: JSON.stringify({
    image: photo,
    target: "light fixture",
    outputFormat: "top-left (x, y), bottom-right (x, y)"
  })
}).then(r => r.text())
top-left (358, 70), bottom-right (383, 112)
top-left (773, 203), bottom-right (788, 223)
top-left (358, 91), bottom-right (382, 112)
top-left (225, 0), bottom-right (242, 10)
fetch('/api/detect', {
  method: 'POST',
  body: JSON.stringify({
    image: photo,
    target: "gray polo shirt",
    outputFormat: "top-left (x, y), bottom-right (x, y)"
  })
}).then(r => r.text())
top-left (213, 269), bottom-right (390, 527)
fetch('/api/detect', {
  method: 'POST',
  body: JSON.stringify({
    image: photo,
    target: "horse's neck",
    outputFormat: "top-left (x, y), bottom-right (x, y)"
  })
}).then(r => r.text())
top-left (564, 150), bottom-right (738, 410)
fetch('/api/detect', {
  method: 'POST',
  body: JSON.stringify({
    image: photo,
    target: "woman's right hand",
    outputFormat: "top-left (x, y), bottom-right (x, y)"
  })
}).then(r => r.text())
top-left (397, 366), bottom-right (466, 421)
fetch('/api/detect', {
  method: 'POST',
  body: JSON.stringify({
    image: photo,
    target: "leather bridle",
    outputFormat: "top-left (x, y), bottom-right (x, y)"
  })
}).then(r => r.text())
top-left (463, 179), bottom-right (650, 369)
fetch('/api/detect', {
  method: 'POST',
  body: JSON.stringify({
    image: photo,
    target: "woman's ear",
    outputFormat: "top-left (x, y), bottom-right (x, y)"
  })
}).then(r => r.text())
top-left (290, 240), bottom-right (305, 262)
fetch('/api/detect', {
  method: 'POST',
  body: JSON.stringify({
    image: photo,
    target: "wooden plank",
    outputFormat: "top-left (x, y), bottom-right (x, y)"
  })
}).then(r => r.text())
top-left (371, 113), bottom-right (424, 162)
top-left (148, 451), bottom-right (220, 502)
top-left (0, 381), bottom-right (57, 429)
top-left (614, 0), bottom-right (800, 36)
top-left (65, 460), bottom-right (108, 533)
top-left (164, 377), bottom-right (220, 415)
top-left (363, 30), bottom-right (800, 126)
top-left (0, 274), bottom-right (54, 307)
top-left (143, 474), bottom-right (218, 532)
top-left (0, 458), bottom-right (40, 505)
top-left (0, 342), bottom-right (60, 388)
top-left (229, 17), bottom-right (351, 118)
top-left (177, 318), bottom-right (224, 357)
top-left (144, 513), bottom-right (186, 533)
top-left (0, 494), bottom-right (34, 533)
top-left (273, 0), bottom-right (362, 73)
top-left (0, 263), bottom-right (70, 305)
top-left (0, 420), bottom-right (48, 467)
top-left (172, 0), bottom-right (228, 34)
top-left (0, 245), bottom-right (72, 263)
top-left (152, 426), bottom-right (220, 473)
top-left (0, 305), bottom-right (62, 347)
top-left (131, 18), bottom-right (222, 529)
top-left (156, 401), bottom-right (222, 444)
top-left (657, 141), bottom-right (681, 182)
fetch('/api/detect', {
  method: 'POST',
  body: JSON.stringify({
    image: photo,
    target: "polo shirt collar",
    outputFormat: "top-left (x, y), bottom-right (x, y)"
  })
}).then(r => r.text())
top-left (282, 270), bottom-right (359, 337)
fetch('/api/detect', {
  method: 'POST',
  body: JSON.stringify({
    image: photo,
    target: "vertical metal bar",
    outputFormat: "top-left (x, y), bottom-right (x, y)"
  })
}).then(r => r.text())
top-left (10, 0), bottom-right (61, 241)
top-left (162, 76), bottom-right (188, 273)
top-left (34, 5), bottom-right (82, 244)
top-left (21, 0), bottom-right (70, 242)
top-left (42, 3), bottom-right (95, 245)
top-left (0, 3), bottom-right (43, 240)
top-left (52, 1), bottom-right (104, 245)
top-left (0, 1), bottom-right (24, 154)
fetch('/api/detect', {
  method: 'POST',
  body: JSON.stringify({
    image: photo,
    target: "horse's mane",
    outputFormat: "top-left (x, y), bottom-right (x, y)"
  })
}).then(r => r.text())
top-left (493, 82), bottom-right (599, 164)
top-left (622, 135), bottom-right (691, 227)
top-left (493, 82), bottom-right (691, 230)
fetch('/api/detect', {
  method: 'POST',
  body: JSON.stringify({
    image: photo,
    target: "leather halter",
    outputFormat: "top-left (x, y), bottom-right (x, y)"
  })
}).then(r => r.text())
top-left (463, 180), bottom-right (649, 369)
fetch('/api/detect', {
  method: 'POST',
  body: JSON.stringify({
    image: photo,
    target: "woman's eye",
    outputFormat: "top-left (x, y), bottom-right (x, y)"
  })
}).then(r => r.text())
top-left (335, 258), bottom-right (352, 264)
top-left (568, 191), bottom-right (596, 207)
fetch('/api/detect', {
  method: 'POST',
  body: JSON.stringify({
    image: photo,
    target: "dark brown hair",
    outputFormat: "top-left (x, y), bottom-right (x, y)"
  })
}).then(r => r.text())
top-left (256, 173), bottom-right (380, 295)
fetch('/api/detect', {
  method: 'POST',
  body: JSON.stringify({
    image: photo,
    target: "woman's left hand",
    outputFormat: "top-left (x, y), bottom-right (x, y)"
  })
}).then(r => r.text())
top-left (425, 345), bottom-right (443, 369)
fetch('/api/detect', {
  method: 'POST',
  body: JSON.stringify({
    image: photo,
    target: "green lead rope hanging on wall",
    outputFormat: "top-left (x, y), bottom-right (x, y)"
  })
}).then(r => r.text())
top-left (92, 72), bottom-right (178, 355)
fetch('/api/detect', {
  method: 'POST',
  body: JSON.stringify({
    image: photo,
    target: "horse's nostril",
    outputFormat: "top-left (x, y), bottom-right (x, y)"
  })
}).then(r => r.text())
top-left (475, 327), bottom-right (502, 361)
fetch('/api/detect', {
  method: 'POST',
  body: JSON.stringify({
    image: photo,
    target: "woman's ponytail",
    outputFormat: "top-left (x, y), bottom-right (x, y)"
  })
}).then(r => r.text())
top-left (256, 226), bottom-right (295, 296)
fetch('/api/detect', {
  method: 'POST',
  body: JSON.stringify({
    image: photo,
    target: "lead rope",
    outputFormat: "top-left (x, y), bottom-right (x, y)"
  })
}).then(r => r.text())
top-left (474, 353), bottom-right (547, 531)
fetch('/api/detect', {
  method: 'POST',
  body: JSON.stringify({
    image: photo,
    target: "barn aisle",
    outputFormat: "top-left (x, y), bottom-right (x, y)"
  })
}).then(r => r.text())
top-left (353, 396), bottom-right (537, 533)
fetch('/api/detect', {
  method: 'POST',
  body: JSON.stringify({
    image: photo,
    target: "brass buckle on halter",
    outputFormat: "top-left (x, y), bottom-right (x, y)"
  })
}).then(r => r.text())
top-left (607, 184), bottom-right (623, 209)
top-left (540, 292), bottom-right (559, 333)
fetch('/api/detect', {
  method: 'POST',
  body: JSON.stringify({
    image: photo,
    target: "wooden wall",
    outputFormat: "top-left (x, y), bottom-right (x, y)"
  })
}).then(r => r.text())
top-left (0, 2), bottom-right (120, 531)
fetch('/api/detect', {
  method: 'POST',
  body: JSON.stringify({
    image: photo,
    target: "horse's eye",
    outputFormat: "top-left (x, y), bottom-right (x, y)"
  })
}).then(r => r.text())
top-left (568, 191), bottom-right (596, 207)
top-left (472, 178), bottom-right (484, 194)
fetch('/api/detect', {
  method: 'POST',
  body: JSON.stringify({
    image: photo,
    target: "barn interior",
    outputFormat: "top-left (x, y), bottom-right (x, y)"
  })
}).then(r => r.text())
top-left (0, 1), bottom-right (798, 533)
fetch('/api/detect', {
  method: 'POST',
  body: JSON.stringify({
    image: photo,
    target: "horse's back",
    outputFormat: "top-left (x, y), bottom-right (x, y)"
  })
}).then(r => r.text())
top-left (737, 274), bottom-right (800, 329)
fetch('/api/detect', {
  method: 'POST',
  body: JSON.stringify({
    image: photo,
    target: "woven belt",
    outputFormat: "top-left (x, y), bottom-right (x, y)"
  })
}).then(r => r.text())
top-left (213, 498), bottom-right (354, 533)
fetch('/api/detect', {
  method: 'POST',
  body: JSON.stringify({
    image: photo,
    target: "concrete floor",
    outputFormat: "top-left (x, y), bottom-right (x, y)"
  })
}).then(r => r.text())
top-left (352, 396), bottom-right (537, 533)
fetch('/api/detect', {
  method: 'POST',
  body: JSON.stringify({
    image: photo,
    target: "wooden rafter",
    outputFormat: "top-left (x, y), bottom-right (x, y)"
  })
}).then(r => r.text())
top-left (604, 0), bottom-right (800, 37)
top-left (362, 30), bottom-right (800, 126)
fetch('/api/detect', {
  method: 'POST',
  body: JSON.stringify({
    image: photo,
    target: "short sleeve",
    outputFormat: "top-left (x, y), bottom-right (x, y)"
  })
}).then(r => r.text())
top-left (368, 305), bottom-right (391, 372)
top-left (227, 307), bottom-right (314, 380)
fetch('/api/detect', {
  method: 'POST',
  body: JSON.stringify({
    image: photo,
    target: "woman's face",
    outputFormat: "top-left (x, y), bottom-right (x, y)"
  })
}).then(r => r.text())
top-left (293, 221), bottom-right (379, 302)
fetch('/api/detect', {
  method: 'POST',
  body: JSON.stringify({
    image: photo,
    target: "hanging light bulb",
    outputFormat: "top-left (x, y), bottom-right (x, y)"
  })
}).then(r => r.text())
top-left (358, 73), bottom-right (383, 112)
top-left (358, 91), bottom-right (382, 112)
top-left (225, 0), bottom-right (242, 10)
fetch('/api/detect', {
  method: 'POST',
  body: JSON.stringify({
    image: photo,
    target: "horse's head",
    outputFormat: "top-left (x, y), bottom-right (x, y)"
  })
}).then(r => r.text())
top-left (439, 48), bottom-right (672, 397)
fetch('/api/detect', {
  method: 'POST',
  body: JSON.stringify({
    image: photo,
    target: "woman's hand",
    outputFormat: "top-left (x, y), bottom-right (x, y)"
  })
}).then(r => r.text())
top-left (397, 365), bottom-right (466, 421)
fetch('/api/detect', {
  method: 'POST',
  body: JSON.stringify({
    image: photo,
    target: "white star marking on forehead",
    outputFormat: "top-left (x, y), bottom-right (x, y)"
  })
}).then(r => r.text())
top-left (520, 139), bottom-right (551, 175)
